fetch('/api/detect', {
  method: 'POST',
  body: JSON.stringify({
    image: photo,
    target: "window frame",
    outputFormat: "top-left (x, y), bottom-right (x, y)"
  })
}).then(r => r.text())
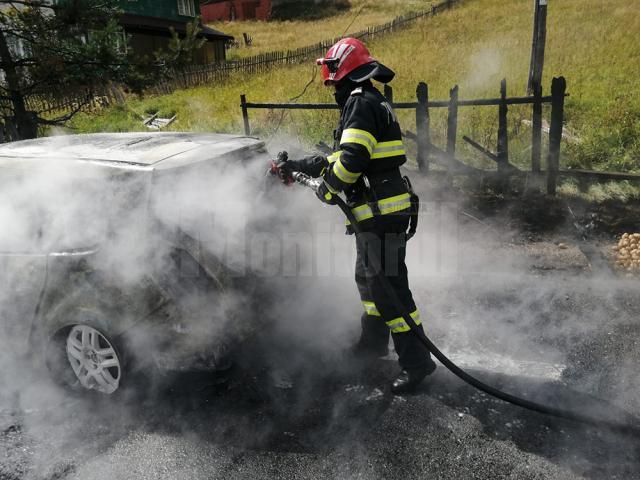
top-left (177, 0), bottom-right (196, 17)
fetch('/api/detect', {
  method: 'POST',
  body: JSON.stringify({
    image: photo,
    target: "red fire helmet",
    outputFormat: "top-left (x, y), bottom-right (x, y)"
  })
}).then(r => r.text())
top-left (316, 38), bottom-right (395, 86)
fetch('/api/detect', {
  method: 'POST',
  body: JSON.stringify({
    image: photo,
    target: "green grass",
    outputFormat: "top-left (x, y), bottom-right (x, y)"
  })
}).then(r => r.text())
top-left (70, 0), bottom-right (640, 177)
top-left (558, 180), bottom-right (640, 204)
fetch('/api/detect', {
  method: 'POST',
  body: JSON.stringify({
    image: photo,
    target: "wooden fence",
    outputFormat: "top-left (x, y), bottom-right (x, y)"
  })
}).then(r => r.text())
top-left (26, 88), bottom-right (118, 115)
top-left (1, 87), bottom-right (120, 118)
top-left (0, 85), bottom-right (123, 142)
top-left (240, 76), bottom-right (575, 195)
top-left (150, 0), bottom-right (461, 93)
top-left (241, 76), bottom-right (640, 194)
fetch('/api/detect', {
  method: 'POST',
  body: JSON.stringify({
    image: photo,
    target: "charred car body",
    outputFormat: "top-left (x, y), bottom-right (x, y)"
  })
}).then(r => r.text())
top-left (0, 133), bottom-right (268, 395)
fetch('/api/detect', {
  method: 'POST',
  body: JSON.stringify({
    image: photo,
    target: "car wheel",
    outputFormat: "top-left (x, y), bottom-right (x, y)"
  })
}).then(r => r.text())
top-left (45, 313), bottom-right (126, 396)
top-left (64, 324), bottom-right (122, 395)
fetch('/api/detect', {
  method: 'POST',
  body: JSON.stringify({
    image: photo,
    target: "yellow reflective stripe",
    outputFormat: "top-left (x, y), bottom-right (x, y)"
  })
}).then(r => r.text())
top-left (386, 310), bottom-right (421, 333)
top-left (342, 137), bottom-right (375, 155)
top-left (386, 321), bottom-right (410, 333)
top-left (351, 204), bottom-right (374, 222)
top-left (340, 128), bottom-right (377, 155)
top-left (348, 193), bottom-right (412, 223)
top-left (362, 301), bottom-right (381, 317)
top-left (333, 159), bottom-right (361, 184)
top-left (327, 151), bottom-right (342, 164)
top-left (341, 128), bottom-right (377, 147)
top-left (371, 140), bottom-right (406, 159)
top-left (378, 193), bottom-right (411, 215)
top-left (371, 149), bottom-right (406, 159)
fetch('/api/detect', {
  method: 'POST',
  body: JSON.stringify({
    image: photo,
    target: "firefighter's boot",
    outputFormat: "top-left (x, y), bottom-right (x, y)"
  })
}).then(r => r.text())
top-left (391, 360), bottom-right (436, 394)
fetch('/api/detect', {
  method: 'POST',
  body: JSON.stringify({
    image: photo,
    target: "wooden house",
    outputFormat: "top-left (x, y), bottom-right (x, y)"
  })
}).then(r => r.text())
top-left (118, 0), bottom-right (233, 64)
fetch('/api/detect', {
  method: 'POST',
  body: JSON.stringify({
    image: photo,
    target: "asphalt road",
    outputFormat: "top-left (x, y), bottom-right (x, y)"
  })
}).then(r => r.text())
top-left (2, 271), bottom-right (639, 480)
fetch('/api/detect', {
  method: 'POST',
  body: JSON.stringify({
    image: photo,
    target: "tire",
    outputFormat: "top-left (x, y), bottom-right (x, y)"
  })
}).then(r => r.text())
top-left (44, 308), bottom-right (127, 396)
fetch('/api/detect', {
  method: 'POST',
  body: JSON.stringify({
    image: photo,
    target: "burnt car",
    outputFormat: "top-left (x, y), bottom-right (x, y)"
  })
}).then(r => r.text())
top-left (0, 132), bottom-right (269, 395)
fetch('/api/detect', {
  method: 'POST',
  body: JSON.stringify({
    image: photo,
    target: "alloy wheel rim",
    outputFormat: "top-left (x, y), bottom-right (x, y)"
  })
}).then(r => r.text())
top-left (65, 325), bottom-right (121, 394)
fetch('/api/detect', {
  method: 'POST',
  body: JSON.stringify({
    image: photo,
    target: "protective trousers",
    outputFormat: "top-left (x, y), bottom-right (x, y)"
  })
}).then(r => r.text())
top-left (354, 216), bottom-right (433, 369)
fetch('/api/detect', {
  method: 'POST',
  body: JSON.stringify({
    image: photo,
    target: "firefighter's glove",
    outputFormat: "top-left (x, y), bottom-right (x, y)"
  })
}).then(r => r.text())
top-left (316, 181), bottom-right (338, 205)
top-left (275, 159), bottom-right (299, 185)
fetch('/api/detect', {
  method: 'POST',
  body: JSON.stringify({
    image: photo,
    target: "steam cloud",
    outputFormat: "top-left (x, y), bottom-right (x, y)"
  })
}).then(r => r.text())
top-left (0, 133), bottom-right (638, 479)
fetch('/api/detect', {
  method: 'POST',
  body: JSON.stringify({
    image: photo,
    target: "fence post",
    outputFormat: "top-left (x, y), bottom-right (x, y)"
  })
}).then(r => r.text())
top-left (527, 0), bottom-right (548, 94)
top-left (531, 83), bottom-right (543, 175)
top-left (240, 94), bottom-right (251, 136)
top-left (446, 85), bottom-right (459, 159)
top-left (384, 84), bottom-right (394, 104)
top-left (547, 77), bottom-right (566, 195)
top-left (528, 0), bottom-right (541, 90)
top-left (444, 84), bottom-right (459, 185)
top-left (497, 79), bottom-right (509, 179)
top-left (415, 82), bottom-right (430, 174)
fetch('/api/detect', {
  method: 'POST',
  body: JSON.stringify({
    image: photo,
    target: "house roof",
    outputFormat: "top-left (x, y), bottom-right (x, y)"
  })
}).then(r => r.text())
top-left (201, 25), bottom-right (234, 40)
top-left (120, 13), bottom-right (234, 41)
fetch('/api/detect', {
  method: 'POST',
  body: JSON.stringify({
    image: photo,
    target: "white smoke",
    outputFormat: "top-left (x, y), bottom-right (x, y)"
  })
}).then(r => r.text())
top-left (0, 132), bottom-right (638, 479)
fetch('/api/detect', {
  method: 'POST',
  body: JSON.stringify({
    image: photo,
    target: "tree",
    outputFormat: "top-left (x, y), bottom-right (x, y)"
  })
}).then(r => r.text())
top-left (158, 20), bottom-right (207, 70)
top-left (0, 0), bottom-right (195, 141)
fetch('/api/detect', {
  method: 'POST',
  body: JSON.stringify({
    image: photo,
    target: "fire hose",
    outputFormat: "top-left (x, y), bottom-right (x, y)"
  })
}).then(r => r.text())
top-left (282, 169), bottom-right (638, 434)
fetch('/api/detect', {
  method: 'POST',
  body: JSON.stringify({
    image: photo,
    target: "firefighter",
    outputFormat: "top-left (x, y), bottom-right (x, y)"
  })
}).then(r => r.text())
top-left (278, 38), bottom-right (436, 393)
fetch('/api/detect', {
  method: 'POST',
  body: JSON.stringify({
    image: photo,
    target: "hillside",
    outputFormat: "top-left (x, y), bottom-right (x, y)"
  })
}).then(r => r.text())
top-left (71, 0), bottom-right (640, 179)
top-left (209, 0), bottom-right (437, 59)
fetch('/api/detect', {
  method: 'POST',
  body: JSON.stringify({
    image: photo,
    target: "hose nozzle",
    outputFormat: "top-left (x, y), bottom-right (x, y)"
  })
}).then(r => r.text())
top-left (292, 172), bottom-right (321, 192)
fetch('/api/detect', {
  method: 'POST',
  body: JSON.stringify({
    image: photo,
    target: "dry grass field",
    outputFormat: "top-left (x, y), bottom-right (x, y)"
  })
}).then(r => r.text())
top-left (71, 0), bottom-right (640, 188)
top-left (208, 0), bottom-right (436, 59)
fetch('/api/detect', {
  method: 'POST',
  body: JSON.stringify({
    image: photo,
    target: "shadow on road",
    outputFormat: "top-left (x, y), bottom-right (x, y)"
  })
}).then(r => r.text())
top-left (132, 355), bottom-right (400, 454)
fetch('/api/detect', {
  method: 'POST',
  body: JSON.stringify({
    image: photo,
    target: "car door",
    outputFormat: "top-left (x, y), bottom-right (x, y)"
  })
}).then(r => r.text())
top-left (0, 252), bottom-right (48, 356)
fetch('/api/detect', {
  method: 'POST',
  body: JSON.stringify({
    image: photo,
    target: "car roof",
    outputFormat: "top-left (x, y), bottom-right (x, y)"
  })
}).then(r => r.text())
top-left (0, 132), bottom-right (263, 167)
